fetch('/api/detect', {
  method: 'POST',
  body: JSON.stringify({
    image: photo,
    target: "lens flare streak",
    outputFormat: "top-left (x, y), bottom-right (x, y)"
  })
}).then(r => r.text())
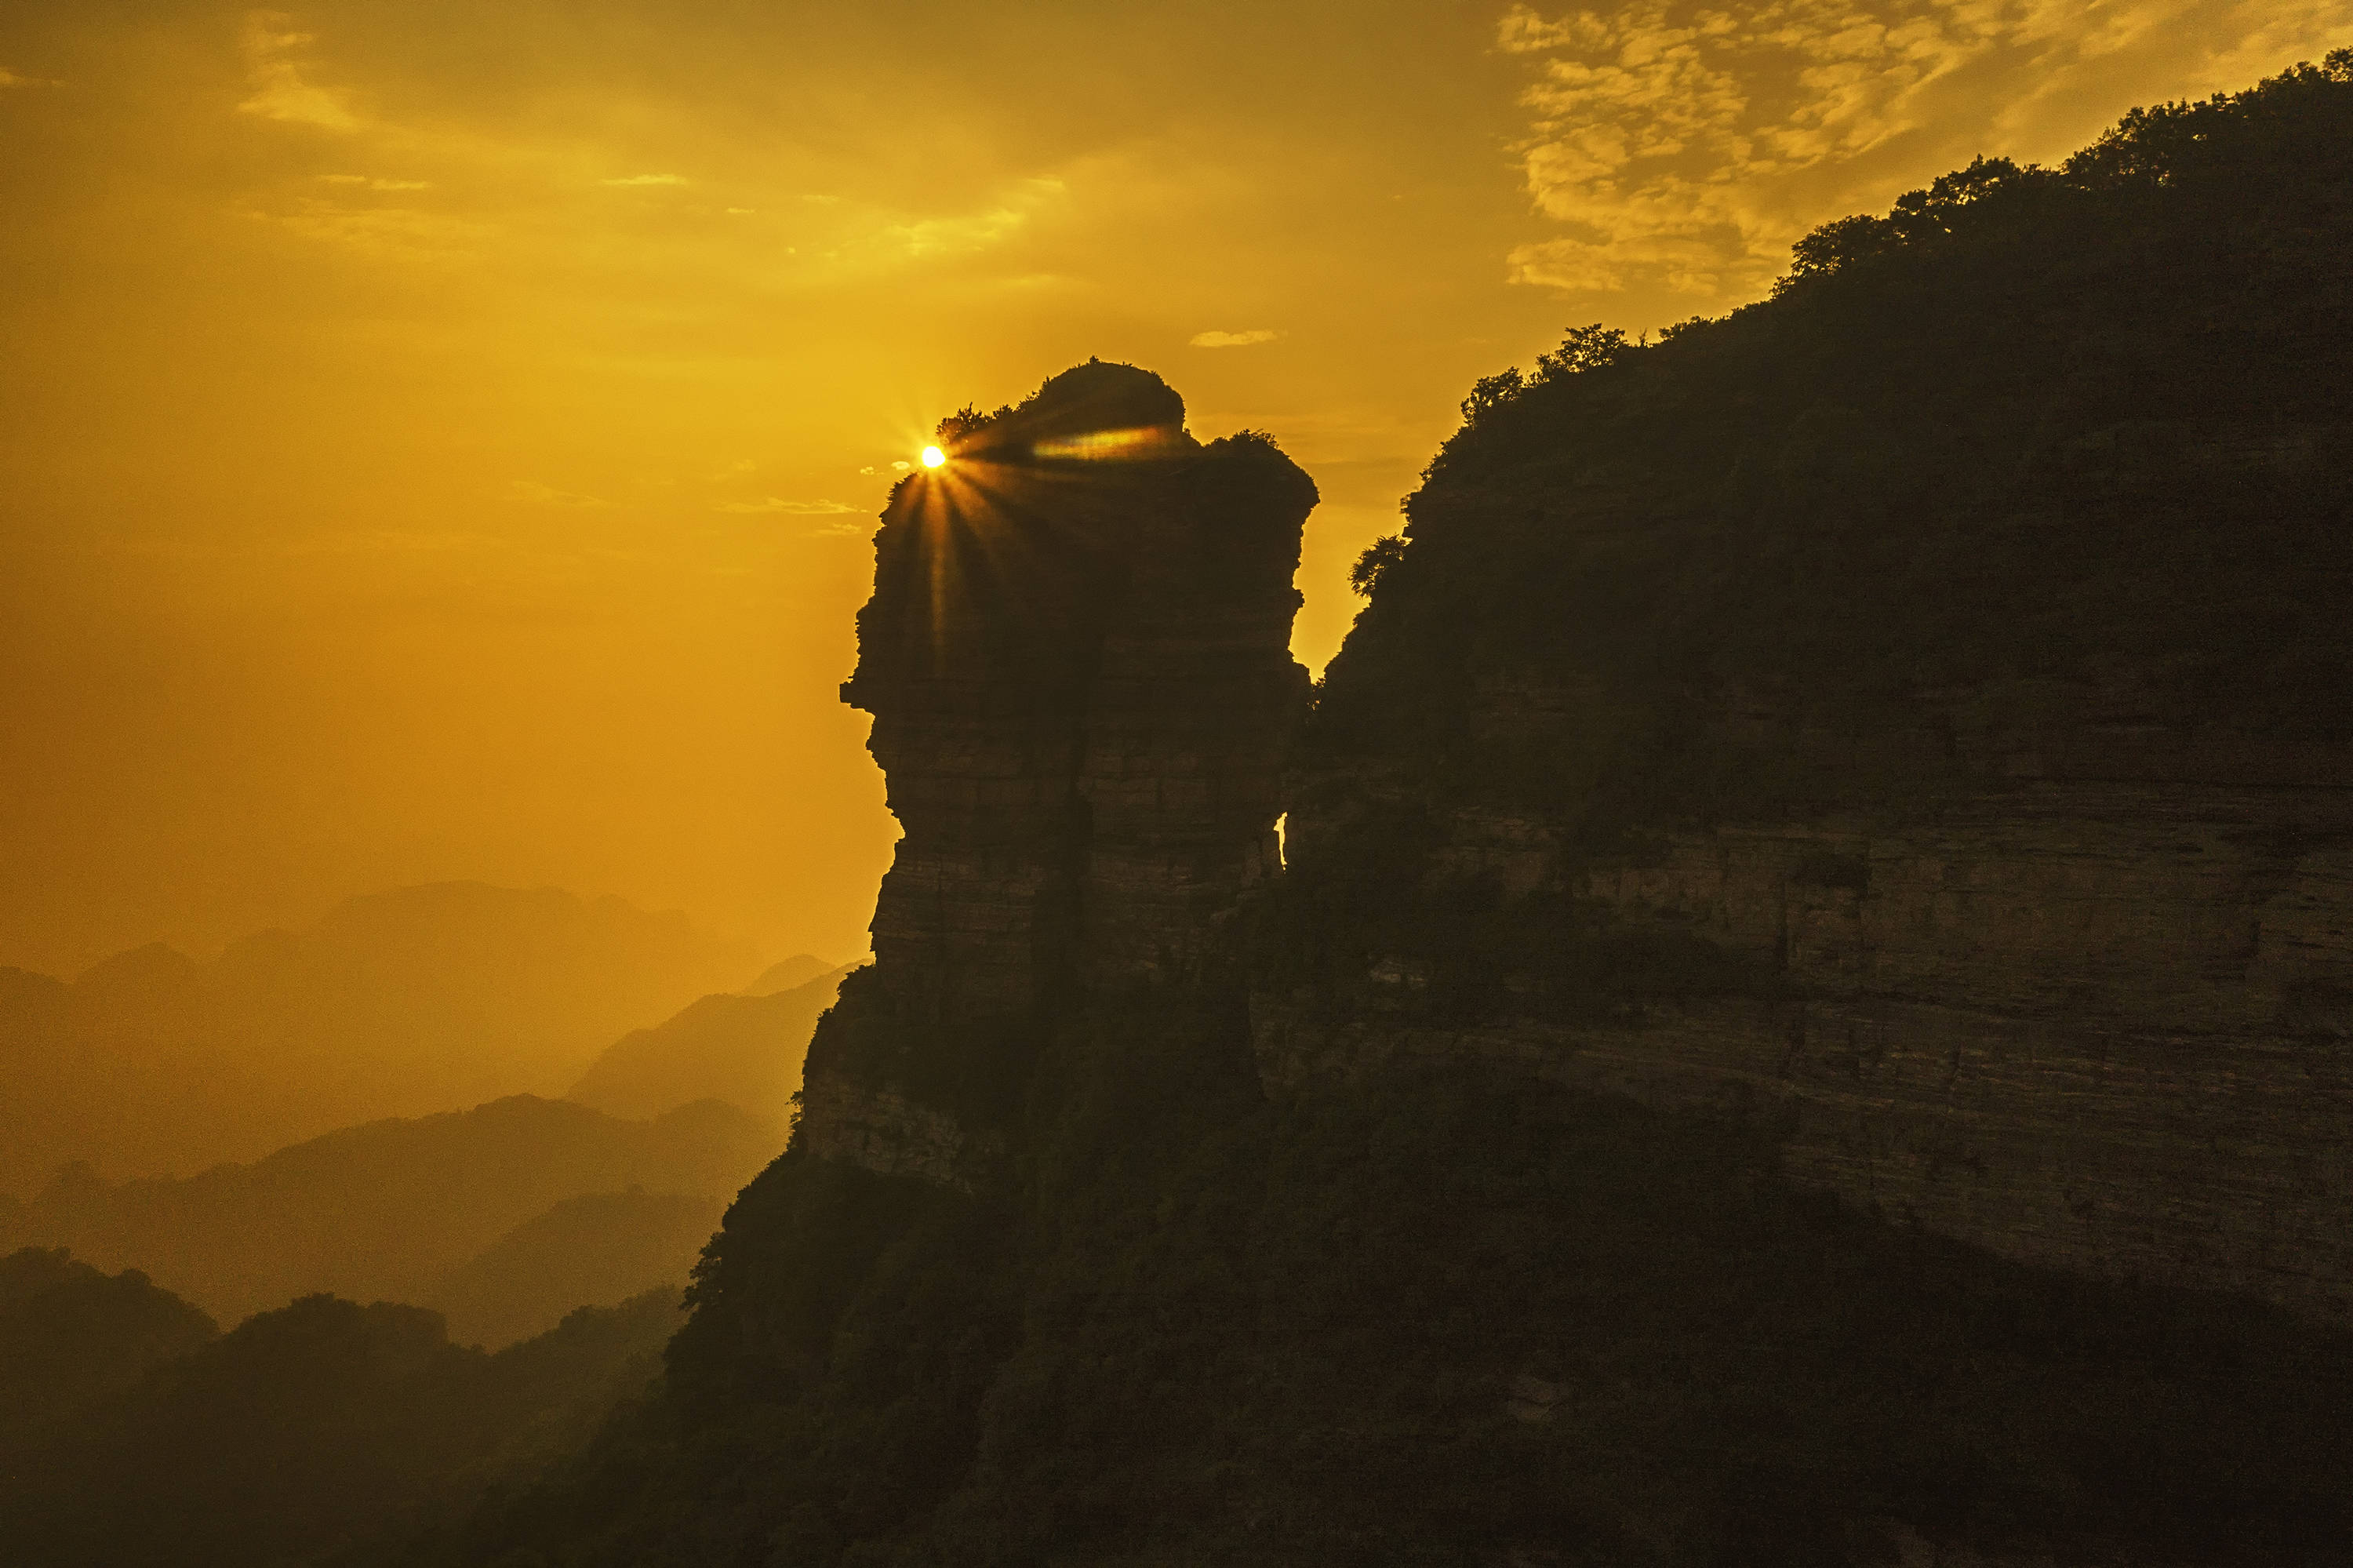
top-left (1029, 425), bottom-right (1177, 462)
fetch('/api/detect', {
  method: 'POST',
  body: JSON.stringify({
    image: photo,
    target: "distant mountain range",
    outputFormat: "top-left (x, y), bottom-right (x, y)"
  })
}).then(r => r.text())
top-left (566, 962), bottom-right (851, 1123)
top-left (0, 882), bottom-right (769, 1188)
top-left (747, 952), bottom-right (839, 995)
top-left (430, 1188), bottom-right (726, 1348)
top-left (0, 1093), bottom-right (777, 1343)
top-left (0, 881), bottom-right (856, 1346)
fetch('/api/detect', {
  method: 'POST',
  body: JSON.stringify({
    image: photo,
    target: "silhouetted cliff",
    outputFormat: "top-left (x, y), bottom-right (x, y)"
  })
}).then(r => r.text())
top-left (797, 360), bottom-right (1315, 1186)
top-left (1264, 52), bottom-right (2353, 1322)
top-left (380, 56), bottom-right (2353, 1568)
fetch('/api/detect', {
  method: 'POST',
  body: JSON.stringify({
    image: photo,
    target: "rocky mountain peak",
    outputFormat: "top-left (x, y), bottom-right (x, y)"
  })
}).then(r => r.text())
top-left (805, 363), bottom-right (1317, 1185)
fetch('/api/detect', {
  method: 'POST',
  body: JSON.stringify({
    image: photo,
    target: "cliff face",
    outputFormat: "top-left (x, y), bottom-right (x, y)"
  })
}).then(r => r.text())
top-left (1260, 748), bottom-right (2353, 1319)
top-left (1256, 66), bottom-right (2353, 1322)
top-left (801, 362), bottom-right (1315, 1186)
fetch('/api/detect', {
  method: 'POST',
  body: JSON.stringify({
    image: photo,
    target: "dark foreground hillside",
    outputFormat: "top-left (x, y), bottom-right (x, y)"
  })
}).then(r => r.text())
top-left (0, 1248), bottom-right (217, 1434)
top-left (368, 57), bottom-right (2353, 1568)
top-left (0, 1261), bottom-right (682, 1568)
top-left (417, 1025), bottom-right (2353, 1566)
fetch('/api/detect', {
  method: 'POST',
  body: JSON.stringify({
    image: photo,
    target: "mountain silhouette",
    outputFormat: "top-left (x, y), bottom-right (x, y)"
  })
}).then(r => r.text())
top-left (0, 1248), bottom-right (216, 1434)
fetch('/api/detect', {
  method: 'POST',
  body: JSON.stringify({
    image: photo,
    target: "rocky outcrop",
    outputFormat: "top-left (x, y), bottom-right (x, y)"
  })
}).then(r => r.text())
top-left (1243, 104), bottom-right (2353, 1321)
top-left (802, 362), bottom-right (1315, 1181)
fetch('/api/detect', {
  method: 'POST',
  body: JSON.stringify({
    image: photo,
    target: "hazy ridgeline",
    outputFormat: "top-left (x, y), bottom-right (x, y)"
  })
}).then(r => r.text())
top-left (0, 882), bottom-right (767, 1189)
top-left (0, 881), bottom-right (850, 1349)
top-left (1, 1095), bottom-right (769, 1341)
top-left (569, 962), bottom-right (850, 1123)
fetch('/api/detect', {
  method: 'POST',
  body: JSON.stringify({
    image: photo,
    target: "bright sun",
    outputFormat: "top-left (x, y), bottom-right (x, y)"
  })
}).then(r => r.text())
top-left (920, 445), bottom-right (946, 468)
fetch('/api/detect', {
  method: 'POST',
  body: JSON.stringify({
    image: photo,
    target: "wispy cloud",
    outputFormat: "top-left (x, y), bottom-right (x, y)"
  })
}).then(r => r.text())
top-left (1191, 329), bottom-right (1280, 347)
top-left (602, 173), bottom-right (689, 187)
top-left (883, 207), bottom-right (1025, 257)
top-left (511, 480), bottom-right (611, 509)
top-left (260, 202), bottom-right (489, 261)
top-left (865, 177), bottom-right (1067, 261)
top-left (237, 11), bottom-right (359, 130)
top-left (714, 497), bottom-right (860, 515)
top-left (1497, 0), bottom-right (2353, 304)
top-left (318, 174), bottom-right (432, 191)
top-left (288, 527), bottom-right (504, 555)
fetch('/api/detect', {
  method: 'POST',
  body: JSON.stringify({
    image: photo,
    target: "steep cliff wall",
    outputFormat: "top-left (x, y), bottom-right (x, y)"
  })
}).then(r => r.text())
top-left (801, 362), bottom-right (1314, 1185)
top-left (1260, 762), bottom-right (2353, 1317)
top-left (1260, 64), bottom-right (2353, 1321)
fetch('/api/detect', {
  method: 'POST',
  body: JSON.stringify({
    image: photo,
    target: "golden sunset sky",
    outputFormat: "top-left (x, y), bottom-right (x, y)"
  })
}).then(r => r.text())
top-left (2, 0), bottom-right (2345, 975)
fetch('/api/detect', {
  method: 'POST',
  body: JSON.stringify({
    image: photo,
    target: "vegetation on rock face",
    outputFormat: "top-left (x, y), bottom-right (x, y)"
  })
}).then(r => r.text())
top-left (1317, 52), bottom-right (2353, 809)
top-left (1267, 53), bottom-right (2353, 1020)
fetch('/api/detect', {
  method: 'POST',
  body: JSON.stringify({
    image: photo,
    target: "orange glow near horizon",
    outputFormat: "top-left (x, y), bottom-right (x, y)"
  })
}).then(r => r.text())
top-left (0, 0), bottom-right (2343, 977)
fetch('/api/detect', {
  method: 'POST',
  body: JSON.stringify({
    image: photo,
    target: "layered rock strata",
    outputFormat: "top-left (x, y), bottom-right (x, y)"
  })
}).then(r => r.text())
top-left (801, 362), bottom-right (1315, 1184)
top-left (1260, 698), bottom-right (2353, 1320)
